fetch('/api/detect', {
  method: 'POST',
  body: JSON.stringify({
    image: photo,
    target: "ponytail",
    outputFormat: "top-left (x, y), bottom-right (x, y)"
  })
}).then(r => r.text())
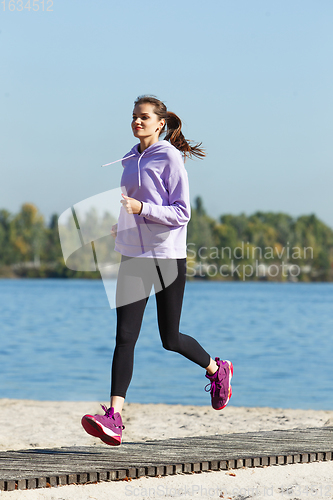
top-left (164, 111), bottom-right (205, 160)
top-left (134, 95), bottom-right (206, 160)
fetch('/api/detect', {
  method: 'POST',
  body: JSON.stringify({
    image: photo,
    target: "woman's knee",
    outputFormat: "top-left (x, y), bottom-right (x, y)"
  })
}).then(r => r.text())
top-left (161, 335), bottom-right (181, 352)
top-left (116, 327), bottom-right (139, 347)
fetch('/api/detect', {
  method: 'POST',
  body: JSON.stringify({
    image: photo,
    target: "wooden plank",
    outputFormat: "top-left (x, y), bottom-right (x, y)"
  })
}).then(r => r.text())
top-left (58, 475), bottom-right (67, 486)
top-left (156, 465), bottom-right (165, 476)
top-left (27, 478), bottom-right (37, 489)
top-left (37, 477), bottom-right (47, 488)
top-left (7, 480), bottom-right (16, 491)
top-left (165, 465), bottom-right (174, 475)
top-left (78, 473), bottom-right (88, 484)
top-left (47, 476), bottom-right (57, 487)
top-left (193, 463), bottom-right (200, 473)
top-left (0, 427), bottom-right (332, 491)
top-left (174, 464), bottom-right (183, 474)
top-left (183, 463), bottom-right (192, 473)
top-left (147, 466), bottom-right (155, 477)
top-left (117, 470), bottom-right (127, 480)
top-left (17, 479), bottom-right (26, 490)
top-left (109, 470), bottom-right (117, 481)
top-left (137, 467), bottom-right (146, 477)
top-left (89, 472), bottom-right (98, 482)
top-left (98, 471), bottom-right (108, 482)
top-left (128, 467), bottom-right (137, 479)
top-left (210, 460), bottom-right (218, 470)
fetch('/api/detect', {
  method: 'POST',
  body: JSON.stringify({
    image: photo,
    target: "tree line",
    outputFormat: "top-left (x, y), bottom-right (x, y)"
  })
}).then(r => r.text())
top-left (0, 199), bottom-right (332, 280)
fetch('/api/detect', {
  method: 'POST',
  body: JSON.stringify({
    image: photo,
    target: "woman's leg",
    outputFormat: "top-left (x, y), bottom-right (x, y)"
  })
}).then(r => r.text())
top-left (155, 258), bottom-right (212, 369)
top-left (110, 297), bottom-right (148, 414)
top-left (110, 256), bottom-right (153, 412)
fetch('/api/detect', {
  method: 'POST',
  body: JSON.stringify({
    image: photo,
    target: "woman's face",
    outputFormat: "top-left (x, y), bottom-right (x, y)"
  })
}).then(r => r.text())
top-left (132, 103), bottom-right (165, 141)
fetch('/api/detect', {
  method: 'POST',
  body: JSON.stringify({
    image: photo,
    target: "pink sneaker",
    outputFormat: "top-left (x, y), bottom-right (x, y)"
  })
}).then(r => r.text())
top-left (81, 405), bottom-right (125, 446)
top-left (205, 357), bottom-right (233, 410)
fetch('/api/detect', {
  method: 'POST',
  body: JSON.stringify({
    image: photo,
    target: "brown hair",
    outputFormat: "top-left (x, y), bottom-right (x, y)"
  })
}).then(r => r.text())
top-left (134, 95), bottom-right (205, 160)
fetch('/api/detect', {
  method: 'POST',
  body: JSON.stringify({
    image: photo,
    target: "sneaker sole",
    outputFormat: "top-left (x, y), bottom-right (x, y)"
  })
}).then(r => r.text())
top-left (214, 360), bottom-right (233, 410)
top-left (81, 415), bottom-right (122, 446)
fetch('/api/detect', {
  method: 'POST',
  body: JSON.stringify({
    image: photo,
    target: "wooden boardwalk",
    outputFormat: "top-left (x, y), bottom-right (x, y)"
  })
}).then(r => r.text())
top-left (1, 426), bottom-right (332, 491)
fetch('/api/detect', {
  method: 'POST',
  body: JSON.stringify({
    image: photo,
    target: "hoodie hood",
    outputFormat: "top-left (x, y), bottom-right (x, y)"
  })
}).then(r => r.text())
top-left (102, 140), bottom-right (178, 188)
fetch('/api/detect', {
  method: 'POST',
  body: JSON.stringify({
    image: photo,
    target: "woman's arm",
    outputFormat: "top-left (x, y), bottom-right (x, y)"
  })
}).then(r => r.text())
top-left (121, 172), bottom-right (190, 226)
top-left (139, 167), bottom-right (191, 226)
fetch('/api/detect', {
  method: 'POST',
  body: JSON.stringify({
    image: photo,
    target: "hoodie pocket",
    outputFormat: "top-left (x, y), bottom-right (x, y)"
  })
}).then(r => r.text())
top-left (142, 218), bottom-right (170, 248)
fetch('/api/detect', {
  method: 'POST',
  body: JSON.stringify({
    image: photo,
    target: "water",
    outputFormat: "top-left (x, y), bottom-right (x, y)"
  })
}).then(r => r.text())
top-left (0, 279), bottom-right (332, 410)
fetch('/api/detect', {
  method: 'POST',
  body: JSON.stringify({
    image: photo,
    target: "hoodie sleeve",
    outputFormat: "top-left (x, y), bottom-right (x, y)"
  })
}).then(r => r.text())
top-left (138, 165), bottom-right (191, 227)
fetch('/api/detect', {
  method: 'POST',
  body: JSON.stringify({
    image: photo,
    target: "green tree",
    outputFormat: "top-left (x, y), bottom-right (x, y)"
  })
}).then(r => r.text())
top-left (187, 197), bottom-right (216, 261)
top-left (41, 213), bottom-right (64, 263)
top-left (0, 209), bottom-right (13, 265)
top-left (10, 203), bottom-right (45, 264)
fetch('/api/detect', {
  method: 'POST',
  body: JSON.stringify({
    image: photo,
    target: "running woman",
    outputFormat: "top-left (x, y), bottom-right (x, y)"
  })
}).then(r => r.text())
top-left (81, 96), bottom-right (233, 446)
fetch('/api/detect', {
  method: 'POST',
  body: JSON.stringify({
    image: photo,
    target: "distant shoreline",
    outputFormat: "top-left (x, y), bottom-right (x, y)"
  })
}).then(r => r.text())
top-left (1, 268), bottom-right (331, 282)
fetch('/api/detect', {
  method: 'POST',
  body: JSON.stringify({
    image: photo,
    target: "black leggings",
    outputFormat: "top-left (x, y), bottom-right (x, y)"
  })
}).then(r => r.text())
top-left (111, 255), bottom-right (211, 398)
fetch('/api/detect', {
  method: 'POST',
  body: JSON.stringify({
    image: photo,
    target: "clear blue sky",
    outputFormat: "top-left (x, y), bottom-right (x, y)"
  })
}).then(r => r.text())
top-left (1, 0), bottom-right (333, 228)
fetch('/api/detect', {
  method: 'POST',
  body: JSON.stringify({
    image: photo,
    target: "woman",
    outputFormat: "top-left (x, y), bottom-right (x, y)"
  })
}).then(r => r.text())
top-left (81, 96), bottom-right (233, 446)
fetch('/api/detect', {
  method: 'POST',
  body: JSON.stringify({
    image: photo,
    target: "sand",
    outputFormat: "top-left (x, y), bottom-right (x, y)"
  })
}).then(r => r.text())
top-left (1, 399), bottom-right (333, 499)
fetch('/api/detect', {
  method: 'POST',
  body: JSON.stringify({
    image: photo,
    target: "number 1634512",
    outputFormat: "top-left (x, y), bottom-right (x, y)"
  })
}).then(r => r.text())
top-left (2, 0), bottom-right (53, 11)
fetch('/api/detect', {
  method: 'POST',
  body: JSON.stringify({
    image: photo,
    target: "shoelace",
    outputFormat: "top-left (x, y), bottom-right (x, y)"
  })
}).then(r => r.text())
top-left (204, 377), bottom-right (226, 398)
top-left (101, 405), bottom-right (125, 429)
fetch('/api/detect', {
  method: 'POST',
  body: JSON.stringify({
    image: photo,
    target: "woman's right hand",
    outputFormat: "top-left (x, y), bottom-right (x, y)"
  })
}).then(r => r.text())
top-left (111, 223), bottom-right (118, 238)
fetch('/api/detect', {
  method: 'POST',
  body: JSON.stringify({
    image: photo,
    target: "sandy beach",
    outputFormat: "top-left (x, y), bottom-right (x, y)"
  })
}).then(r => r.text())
top-left (1, 399), bottom-right (333, 499)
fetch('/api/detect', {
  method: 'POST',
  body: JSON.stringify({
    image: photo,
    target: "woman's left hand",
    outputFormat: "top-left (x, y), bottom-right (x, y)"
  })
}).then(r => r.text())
top-left (121, 194), bottom-right (143, 215)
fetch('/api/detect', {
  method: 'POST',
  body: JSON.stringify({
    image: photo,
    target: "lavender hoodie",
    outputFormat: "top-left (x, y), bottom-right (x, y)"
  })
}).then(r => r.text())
top-left (114, 140), bottom-right (191, 259)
